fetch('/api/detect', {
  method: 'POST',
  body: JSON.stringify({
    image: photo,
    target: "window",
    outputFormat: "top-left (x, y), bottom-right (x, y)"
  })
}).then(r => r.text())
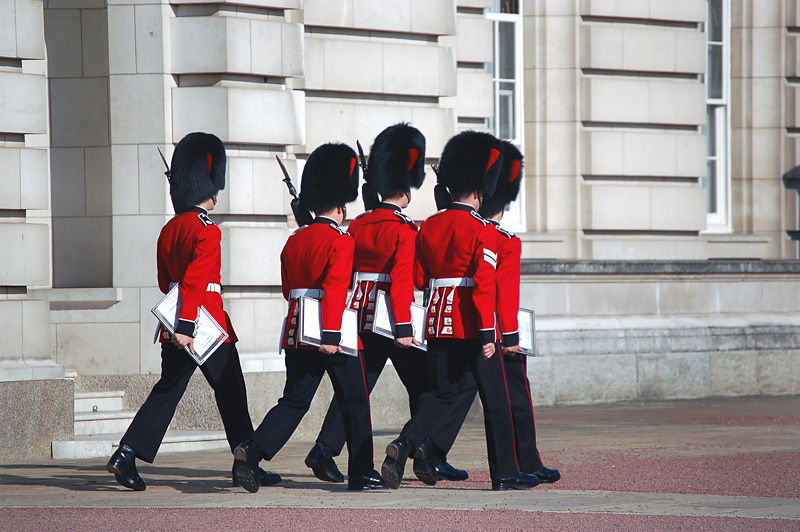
top-left (702, 0), bottom-right (731, 231)
top-left (487, 1), bottom-right (525, 230)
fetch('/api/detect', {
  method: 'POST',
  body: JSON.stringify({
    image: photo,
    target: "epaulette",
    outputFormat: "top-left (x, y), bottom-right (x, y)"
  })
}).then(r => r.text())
top-left (290, 225), bottom-right (307, 235)
top-left (470, 210), bottom-right (490, 226)
top-left (353, 211), bottom-right (371, 221)
top-left (198, 212), bottom-right (215, 226)
top-left (329, 223), bottom-right (349, 236)
top-left (497, 226), bottom-right (516, 239)
top-left (393, 211), bottom-right (417, 229)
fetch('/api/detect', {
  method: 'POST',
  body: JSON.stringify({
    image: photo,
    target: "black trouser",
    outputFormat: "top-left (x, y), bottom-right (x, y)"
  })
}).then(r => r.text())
top-left (251, 348), bottom-right (374, 478)
top-left (501, 350), bottom-right (544, 473)
top-left (397, 338), bottom-right (520, 481)
top-left (315, 333), bottom-right (430, 455)
top-left (121, 342), bottom-right (253, 464)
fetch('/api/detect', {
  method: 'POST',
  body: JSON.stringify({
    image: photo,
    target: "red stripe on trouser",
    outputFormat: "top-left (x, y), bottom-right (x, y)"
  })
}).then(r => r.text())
top-left (497, 342), bottom-right (520, 472)
top-left (357, 350), bottom-right (373, 430)
top-left (521, 355), bottom-right (543, 466)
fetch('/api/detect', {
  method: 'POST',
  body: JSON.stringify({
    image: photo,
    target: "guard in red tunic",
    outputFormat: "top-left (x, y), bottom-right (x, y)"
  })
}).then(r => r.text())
top-left (301, 124), bottom-right (468, 485)
top-left (232, 143), bottom-right (386, 492)
top-left (478, 141), bottom-right (560, 484)
top-left (106, 132), bottom-right (278, 491)
top-left (382, 131), bottom-right (539, 490)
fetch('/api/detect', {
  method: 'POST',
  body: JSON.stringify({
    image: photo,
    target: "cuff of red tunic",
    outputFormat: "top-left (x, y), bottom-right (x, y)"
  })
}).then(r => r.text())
top-left (321, 330), bottom-right (341, 346)
top-left (501, 331), bottom-right (519, 348)
top-left (395, 322), bottom-right (414, 339)
top-left (479, 328), bottom-right (496, 345)
top-left (176, 318), bottom-right (196, 337)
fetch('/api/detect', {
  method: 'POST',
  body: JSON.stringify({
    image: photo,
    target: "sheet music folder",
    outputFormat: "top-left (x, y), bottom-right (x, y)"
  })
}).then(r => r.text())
top-left (151, 284), bottom-right (228, 365)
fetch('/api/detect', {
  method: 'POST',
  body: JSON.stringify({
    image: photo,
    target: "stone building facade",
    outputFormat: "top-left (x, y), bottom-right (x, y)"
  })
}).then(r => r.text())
top-left (1, 0), bottom-right (798, 461)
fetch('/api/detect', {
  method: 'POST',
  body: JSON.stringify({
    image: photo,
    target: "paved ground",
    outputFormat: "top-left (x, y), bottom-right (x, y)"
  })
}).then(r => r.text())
top-left (1, 395), bottom-right (799, 531)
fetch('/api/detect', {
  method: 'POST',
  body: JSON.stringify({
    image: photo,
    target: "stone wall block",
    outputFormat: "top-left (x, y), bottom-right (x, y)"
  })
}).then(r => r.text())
top-left (0, 223), bottom-right (49, 287)
top-left (756, 351), bottom-right (800, 394)
top-left (52, 216), bottom-right (112, 288)
top-left (220, 225), bottom-right (289, 286)
top-left (173, 87), bottom-right (305, 147)
top-left (111, 215), bottom-right (168, 287)
top-left (10, 0), bottom-right (45, 59)
top-left (0, 72), bottom-right (47, 134)
top-left (20, 147), bottom-right (49, 210)
top-left (109, 74), bottom-right (167, 144)
top-left (50, 77), bottom-right (110, 147)
top-left (411, 0), bottom-right (455, 36)
top-left (552, 354), bottom-right (637, 404)
top-left (108, 5), bottom-right (136, 74)
top-left (55, 322), bottom-right (140, 374)
top-left (43, 8), bottom-right (82, 77)
top-left (456, 14), bottom-right (493, 63)
top-left (708, 351), bottom-right (758, 396)
top-left (637, 352), bottom-right (708, 400)
top-left (134, 4), bottom-right (165, 74)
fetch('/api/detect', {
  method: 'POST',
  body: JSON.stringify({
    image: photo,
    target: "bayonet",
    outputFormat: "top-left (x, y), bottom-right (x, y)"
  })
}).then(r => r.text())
top-left (157, 147), bottom-right (172, 183)
top-left (275, 155), bottom-right (313, 227)
top-left (356, 140), bottom-right (368, 174)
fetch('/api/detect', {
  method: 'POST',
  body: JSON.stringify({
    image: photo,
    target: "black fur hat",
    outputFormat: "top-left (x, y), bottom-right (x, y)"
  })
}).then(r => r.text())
top-left (437, 131), bottom-right (503, 199)
top-left (169, 132), bottom-right (226, 213)
top-left (299, 143), bottom-right (360, 213)
top-left (478, 140), bottom-right (523, 218)
top-left (367, 123), bottom-right (426, 198)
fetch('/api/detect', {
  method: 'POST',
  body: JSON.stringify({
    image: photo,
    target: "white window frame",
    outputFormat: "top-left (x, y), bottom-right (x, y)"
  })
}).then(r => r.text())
top-left (703, 0), bottom-right (732, 233)
top-left (487, 9), bottom-right (526, 232)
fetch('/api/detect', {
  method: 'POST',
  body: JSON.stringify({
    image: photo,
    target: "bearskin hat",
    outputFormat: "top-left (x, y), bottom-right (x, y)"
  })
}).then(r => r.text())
top-left (478, 140), bottom-right (523, 218)
top-left (169, 132), bottom-right (226, 213)
top-left (437, 131), bottom-right (503, 199)
top-left (367, 123), bottom-right (426, 198)
top-left (299, 143), bottom-right (360, 213)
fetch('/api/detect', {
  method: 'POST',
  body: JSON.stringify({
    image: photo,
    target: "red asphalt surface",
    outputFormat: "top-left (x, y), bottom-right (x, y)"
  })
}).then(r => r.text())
top-left (2, 397), bottom-right (798, 531)
top-left (1, 508), bottom-right (798, 532)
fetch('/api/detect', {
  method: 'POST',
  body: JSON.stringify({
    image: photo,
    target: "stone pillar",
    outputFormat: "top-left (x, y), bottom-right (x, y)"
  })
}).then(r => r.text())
top-left (0, 0), bottom-right (72, 462)
top-left (524, 0), bottom-right (708, 260)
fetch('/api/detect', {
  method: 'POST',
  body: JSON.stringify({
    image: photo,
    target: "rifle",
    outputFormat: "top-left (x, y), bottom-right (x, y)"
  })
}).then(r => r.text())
top-left (431, 164), bottom-right (452, 211)
top-left (276, 156), bottom-right (313, 227)
top-left (157, 147), bottom-right (172, 184)
top-left (357, 140), bottom-right (380, 210)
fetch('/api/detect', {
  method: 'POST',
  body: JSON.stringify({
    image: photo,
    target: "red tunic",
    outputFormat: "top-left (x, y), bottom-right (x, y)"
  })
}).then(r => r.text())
top-left (491, 221), bottom-right (522, 348)
top-left (347, 203), bottom-right (417, 338)
top-left (414, 203), bottom-right (497, 344)
top-left (281, 217), bottom-right (355, 350)
top-left (156, 206), bottom-right (236, 343)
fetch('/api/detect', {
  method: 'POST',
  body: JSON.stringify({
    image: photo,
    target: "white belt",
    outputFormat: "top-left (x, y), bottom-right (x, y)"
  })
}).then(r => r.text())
top-left (169, 281), bottom-right (222, 293)
top-left (289, 288), bottom-right (324, 299)
top-left (430, 277), bottom-right (475, 288)
top-left (353, 272), bottom-right (391, 284)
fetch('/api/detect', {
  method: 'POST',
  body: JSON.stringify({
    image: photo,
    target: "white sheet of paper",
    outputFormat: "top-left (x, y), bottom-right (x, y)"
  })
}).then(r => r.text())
top-left (517, 308), bottom-right (536, 356)
top-left (151, 284), bottom-right (228, 365)
top-left (298, 297), bottom-right (359, 356)
top-left (371, 290), bottom-right (427, 351)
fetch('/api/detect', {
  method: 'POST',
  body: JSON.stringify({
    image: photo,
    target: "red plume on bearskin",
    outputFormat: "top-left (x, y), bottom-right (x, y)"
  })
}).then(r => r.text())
top-left (437, 131), bottom-right (503, 199)
top-left (299, 143), bottom-right (360, 213)
top-left (478, 140), bottom-right (523, 218)
top-left (169, 132), bottom-right (226, 214)
top-left (367, 123), bottom-right (426, 199)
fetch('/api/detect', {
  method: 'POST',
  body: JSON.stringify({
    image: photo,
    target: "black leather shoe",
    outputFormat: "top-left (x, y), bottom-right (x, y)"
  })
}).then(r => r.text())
top-left (412, 437), bottom-right (437, 486)
top-left (381, 437), bottom-right (413, 489)
top-left (231, 466), bottom-right (281, 487)
top-left (347, 469), bottom-right (388, 491)
top-left (304, 442), bottom-right (344, 483)
top-left (435, 461), bottom-right (469, 481)
top-left (491, 472), bottom-right (540, 491)
top-left (106, 443), bottom-right (146, 491)
top-left (531, 466), bottom-right (561, 483)
top-left (233, 439), bottom-right (263, 493)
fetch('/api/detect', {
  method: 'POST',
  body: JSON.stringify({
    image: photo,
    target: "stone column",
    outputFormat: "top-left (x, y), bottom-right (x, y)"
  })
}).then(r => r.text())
top-left (0, 0), bottom-right (71, 462)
